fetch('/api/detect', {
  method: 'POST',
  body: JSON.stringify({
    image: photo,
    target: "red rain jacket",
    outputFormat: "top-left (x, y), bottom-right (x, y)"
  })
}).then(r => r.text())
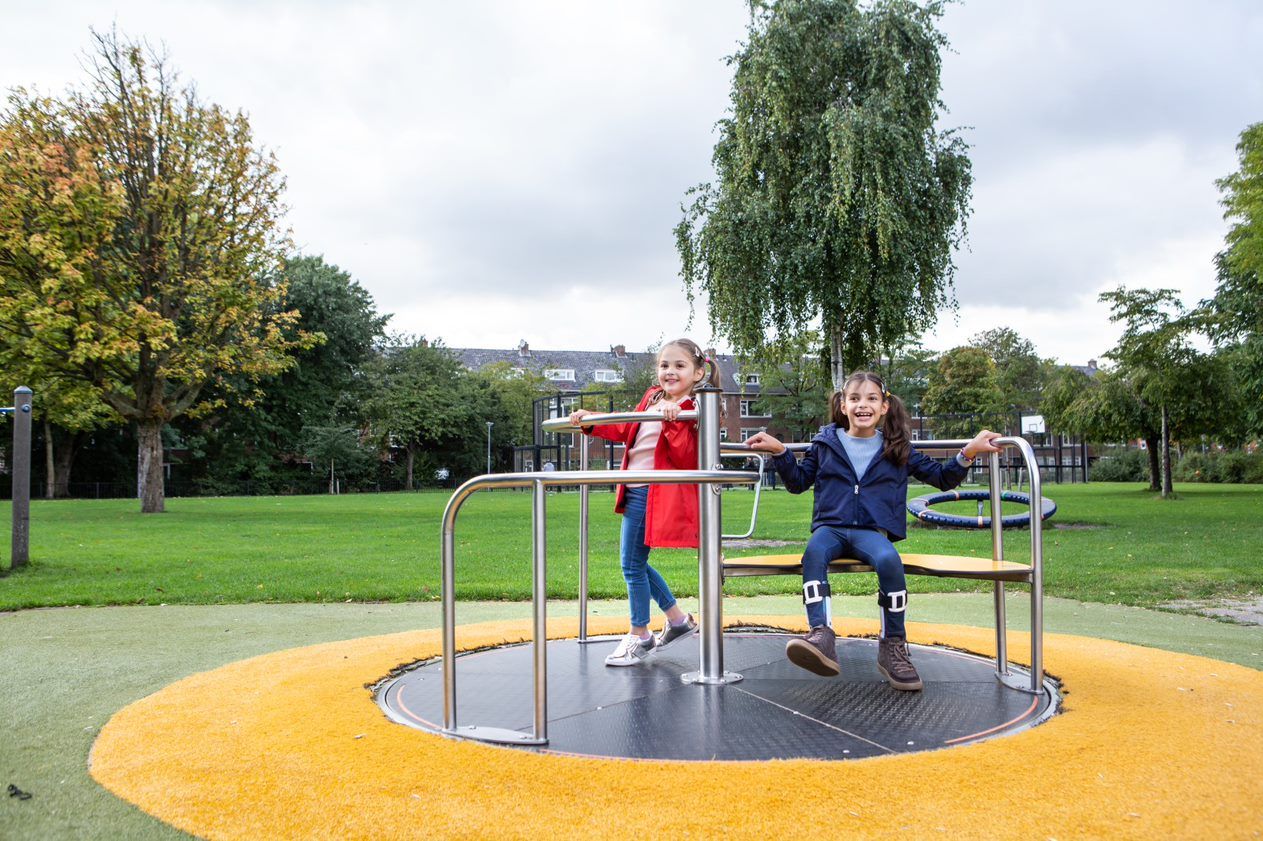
top-left (584, 387), bottom-right (699, 549)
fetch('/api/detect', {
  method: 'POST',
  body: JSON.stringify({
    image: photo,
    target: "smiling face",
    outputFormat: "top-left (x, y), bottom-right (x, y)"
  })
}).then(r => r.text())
top-left (657, 343), bottom-right (705, 401)
top-left (841, 378), bottom-right (889, 438)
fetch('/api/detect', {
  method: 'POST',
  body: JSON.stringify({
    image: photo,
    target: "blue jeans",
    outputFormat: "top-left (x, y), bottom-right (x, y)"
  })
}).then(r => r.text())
top-left (802, 526), bottom-right (907, 639)
top-left (620, 486), bottom-right (678, 628)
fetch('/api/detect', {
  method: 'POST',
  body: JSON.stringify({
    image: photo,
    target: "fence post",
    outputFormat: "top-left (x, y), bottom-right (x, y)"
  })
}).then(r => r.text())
top-left (9, 387), bottom-right (32, 570)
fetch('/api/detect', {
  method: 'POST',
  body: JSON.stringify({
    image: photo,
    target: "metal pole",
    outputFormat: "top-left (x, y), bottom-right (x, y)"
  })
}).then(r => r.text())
top-left (988, 451), bottom-right (1008, 676)
top-left (1027, 443), bottom-right (1045, 692)
top-left (532, 480), bottom-right (548, 740)
top-left (578, 434), bottom-right (590, 642)
top-left (486, 421), bottom-right (493, 474)
top-left (683, 385), bottom-right (742, 685)
top-left (441, 497), bottom-right (458, 731)
top-left (9, 387), bottom-right (31, 570)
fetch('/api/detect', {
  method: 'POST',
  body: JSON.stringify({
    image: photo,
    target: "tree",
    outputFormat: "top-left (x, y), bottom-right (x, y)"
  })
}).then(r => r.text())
top-left (301, 422), bottom-right (374, 495)
top-left (676, 0), bottom-right (971, 387)
top-left (876, 342), bottom-right (937, 414)
top-left (1098, 287), bottom-right (1240, 496)
top-left (750, 333), bottom-right (830, 441)
top-left (921, 346), bottom-right (1004, 437)
top-left (474, 362), bottom-right (550, 468)
top-left (0, 93), bottom-right (125, 497)
top-left (361, 337), bottom-right (485, 490)
top-left (0, 31), bottom-right (312, 512)
top-left (174, 254), bottom-right (387, 495)
top-left (969, 327), bottom-right (1050, 411)
top-left (1042, 366), bottom-right (1161, 489)
top-left (1201, 122), bottom-right (1263, 436)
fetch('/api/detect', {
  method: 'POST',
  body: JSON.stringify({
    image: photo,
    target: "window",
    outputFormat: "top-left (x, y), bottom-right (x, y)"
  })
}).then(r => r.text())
top-left (546, 397), bottom-right (581, 419)
top-left (719, 428), bottom-right (729, 441)
top-left (739, 427), bottom-right (766, 442)
top-left (739, 400), bottom-right (766, 418)
top-left (593, 369), bottom-right (623, 383)
top-left (544, 368), bottom-right (575, 382)
top-left (743, 373), bottom-right (761, 386)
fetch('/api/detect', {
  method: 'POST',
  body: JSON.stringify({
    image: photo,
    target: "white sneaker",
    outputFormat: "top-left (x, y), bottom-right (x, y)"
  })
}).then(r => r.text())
top-left (604, 632), bottom-right (657, 667)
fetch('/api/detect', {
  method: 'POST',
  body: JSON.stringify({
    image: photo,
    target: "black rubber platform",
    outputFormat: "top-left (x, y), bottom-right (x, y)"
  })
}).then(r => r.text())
top-left (376, 630), bottom-right (1059, 761)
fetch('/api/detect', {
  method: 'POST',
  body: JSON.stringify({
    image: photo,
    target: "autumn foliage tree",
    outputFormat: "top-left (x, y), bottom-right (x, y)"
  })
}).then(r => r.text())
top-left (0, 31), bottom-right (311, 512)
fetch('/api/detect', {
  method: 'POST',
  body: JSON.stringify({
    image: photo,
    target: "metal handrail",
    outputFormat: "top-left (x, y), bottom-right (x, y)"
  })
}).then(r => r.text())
top-left (541, 411), bottom-right (698, 433)
top-left (721, 451), bottom-right (765, 540)
top-left (721, 435), bottom-right (1044, 691)
top-left (441, 466), bottom-right (759, 744)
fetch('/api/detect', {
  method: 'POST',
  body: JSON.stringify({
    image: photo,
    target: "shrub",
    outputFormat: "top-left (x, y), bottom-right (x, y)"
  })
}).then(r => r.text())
top-left (1173, 449), bottom-right (1263, 484)
top-left (1090, 448), bottom-right (1149, 482)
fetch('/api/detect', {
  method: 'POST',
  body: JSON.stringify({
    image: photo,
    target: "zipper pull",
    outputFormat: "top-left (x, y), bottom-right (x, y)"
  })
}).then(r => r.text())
top-left (854, 484), bottom-right (859, 495)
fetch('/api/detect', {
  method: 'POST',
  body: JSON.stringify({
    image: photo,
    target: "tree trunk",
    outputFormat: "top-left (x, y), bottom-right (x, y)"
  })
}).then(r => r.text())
top-left (329, 459), bottom-right (336, 495)
top-left (1160, 405), bottom-right (1173, 498)
top-left (52, 430), bottom-right (78, 498)
top-left (137, 420), bottom-right (166, 513)
top-left (44, 420), bottom-right (55, 500)
top-left (1144, 435), bottom-right (1161, 492)
top-left (405, 447), bottom-right (415, 491)
top-left (829, 325), bottom-right (847, 392)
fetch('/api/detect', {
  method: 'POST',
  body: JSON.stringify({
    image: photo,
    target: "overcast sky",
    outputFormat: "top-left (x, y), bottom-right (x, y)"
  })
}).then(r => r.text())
top-left (4, 1), bottom-right (1261, 365)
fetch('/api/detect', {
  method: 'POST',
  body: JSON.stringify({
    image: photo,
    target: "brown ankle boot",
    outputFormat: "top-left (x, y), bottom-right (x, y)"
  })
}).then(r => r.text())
top-left (877, 637), bottom-right (923, 691)
top-left (786, 626), bottom-right (840, 677)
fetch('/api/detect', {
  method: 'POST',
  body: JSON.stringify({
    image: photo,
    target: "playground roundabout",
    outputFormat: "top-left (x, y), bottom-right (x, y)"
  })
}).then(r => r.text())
top-left (89, 614), bottom-right (1263, 839)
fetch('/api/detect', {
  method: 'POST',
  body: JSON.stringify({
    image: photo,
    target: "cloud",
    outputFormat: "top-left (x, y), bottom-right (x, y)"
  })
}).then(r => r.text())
top-left (3, 0), bottom-right (1260, 366)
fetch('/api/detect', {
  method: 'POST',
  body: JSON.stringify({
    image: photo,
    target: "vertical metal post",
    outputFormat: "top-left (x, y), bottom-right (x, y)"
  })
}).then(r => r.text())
top-left (485, 421), bottom-right (493, 474)
top-left (987, 451), bottom-right (1007, 676)
top-left (441, 502), bottom-right (458, 731)
top-left (682, 386), bottom-right (741, 685)
top-left (532, 479), bottom-right (549, 740)
top-left (578, 435), bottom-right (590, 642)
top-left (9, 387), bottom-right (32, 570)
top-left (1027, 448), bottom-right (1045, 692)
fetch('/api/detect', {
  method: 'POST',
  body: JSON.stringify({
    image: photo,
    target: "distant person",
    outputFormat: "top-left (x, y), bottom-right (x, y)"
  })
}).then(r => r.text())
top-left (542, 460), bottom-right (556, 472)
top-left (746, 371), bottom-right (1001, 691)
top-left (569, 338), bottom-right (716, 667)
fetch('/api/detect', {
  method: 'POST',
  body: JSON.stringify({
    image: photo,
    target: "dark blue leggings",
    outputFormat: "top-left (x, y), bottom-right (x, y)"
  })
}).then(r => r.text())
top-left (801, 526), bottom-right (908, 639)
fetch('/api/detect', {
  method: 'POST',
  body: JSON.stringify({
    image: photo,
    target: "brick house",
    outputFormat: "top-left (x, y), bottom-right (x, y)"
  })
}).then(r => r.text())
top-left (451, 341), bottom-right (791, 471)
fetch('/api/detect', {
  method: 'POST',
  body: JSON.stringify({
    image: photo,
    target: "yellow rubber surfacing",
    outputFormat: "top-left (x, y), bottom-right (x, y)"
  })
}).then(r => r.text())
top-left (90, 617), bottom-right (1263, 840)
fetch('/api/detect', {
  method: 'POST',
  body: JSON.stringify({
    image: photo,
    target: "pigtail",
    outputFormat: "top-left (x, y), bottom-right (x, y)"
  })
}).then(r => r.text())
top-left (881, 392), bottom-right (912, 467)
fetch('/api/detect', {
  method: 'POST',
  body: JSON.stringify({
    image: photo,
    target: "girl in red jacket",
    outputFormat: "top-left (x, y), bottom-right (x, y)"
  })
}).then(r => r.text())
top-left (568, 338), bottom-right (717, 667)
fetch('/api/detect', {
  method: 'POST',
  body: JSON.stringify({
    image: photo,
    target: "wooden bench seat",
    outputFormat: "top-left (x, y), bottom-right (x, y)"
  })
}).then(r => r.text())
top-left (722, 552), bottom-right (1032, 583)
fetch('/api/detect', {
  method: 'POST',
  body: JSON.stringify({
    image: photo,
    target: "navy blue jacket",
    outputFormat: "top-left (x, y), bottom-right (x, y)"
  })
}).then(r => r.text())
top-left (770, 425), bottom-right (969, 542)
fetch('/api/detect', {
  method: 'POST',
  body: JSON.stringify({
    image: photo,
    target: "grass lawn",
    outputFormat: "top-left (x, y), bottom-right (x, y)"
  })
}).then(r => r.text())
top-left (1, 482), bottom-right (1260, 610)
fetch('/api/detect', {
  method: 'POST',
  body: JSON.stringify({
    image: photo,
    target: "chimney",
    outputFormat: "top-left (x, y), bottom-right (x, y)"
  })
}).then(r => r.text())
top-left (518, 340), bottom-right (531, 357)
top-left (612, 344), bottom-right (627, 358)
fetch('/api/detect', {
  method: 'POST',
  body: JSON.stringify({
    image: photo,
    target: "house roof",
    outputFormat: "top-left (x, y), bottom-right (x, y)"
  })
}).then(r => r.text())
top-left (451, 344), bottom-right (762, 394)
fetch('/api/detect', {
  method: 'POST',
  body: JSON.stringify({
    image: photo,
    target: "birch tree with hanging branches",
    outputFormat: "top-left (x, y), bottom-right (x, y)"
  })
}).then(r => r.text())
top-left (676, 0), bottom-right (971, 389)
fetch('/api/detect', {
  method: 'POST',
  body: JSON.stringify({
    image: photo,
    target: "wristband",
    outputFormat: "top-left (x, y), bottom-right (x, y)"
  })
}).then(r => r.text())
top-left (957, 449), bottom-right (973, 465)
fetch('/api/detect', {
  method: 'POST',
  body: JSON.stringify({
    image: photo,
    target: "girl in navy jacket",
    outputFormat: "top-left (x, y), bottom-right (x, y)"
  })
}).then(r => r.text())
top-left (747, 371), bottom-right (1000, 690)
